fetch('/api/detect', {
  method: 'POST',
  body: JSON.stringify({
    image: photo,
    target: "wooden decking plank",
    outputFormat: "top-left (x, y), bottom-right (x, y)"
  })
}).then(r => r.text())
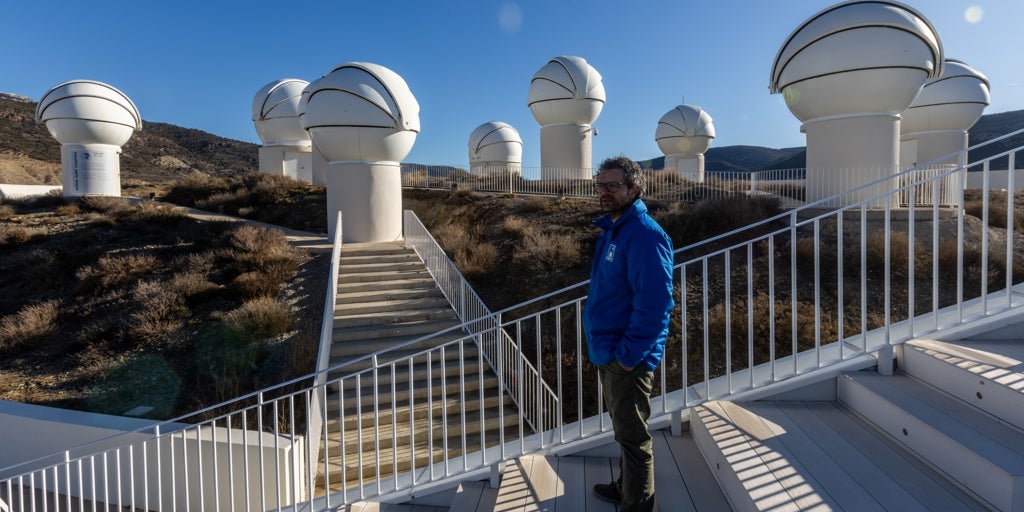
top-left (525, 455), bottom-right (560, 511)
top-left (715, 400), bottom-right (832, 511)
top-left (495, 456), bottom-right (533, 511)
top-left (553, 456), bottom-right (587, 511)
top-left (751, 402), bottom-right (898, 511)
top-left (810, 402), bottom-right (988, 512)
top-left (583, 456), bottom-right (618, 511)
top-left (652, 430), bottom-right (698, 512)
top-left (657, 429), bottom-right (731, 511)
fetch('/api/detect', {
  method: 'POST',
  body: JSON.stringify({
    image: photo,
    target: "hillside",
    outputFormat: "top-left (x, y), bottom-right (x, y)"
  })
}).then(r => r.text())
top-left (0, 95), bottom-right (258, 190)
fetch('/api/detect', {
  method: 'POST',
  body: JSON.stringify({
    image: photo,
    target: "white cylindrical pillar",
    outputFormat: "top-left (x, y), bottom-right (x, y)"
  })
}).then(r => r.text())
top-left (326, 162), bottom-right (403, 242)
top-left (673, 154), bottom-right (705, 183)
top-left (803, 113), bottom-right (900, 206)
top-left (60, 144), bottom-right (122, 196)
top-left (539, 123), bottom-right (593, 180)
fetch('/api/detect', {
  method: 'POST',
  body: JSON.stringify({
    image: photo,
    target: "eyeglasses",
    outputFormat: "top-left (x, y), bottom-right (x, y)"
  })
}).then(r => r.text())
top-left (593, 181), bottom-right (626, 193)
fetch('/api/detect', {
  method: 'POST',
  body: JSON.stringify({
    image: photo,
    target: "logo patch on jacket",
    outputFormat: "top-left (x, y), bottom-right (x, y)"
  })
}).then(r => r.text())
top-left (604, 244), bottom-right (617, 262)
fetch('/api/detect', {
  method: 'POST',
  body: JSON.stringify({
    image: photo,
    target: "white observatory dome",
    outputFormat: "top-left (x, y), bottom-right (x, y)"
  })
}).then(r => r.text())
top-left (469, 121), bottom-right (523, 163)
top-left (769, 0), bottom-right (943, 121)
top-left (252, 78), bottom-right (310, 146)
top-left (301, 62), bottom-right (420, 163)
top-left (655, 105), bottom-right (716, 156)
top-left (35, 79), bottom-right (142, 146)
top-left (527, 55), bottom-right (605, 125)
top-left (901, 59), bottom-right (990, 134)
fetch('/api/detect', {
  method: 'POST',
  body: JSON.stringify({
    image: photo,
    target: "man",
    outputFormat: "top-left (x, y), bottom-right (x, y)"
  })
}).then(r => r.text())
top-left (583, 155), bottom-right (674, 512)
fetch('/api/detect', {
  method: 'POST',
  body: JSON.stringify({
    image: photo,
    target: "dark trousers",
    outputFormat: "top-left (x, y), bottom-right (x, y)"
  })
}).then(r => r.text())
top-left (600, 363), bottom-right (655, 512)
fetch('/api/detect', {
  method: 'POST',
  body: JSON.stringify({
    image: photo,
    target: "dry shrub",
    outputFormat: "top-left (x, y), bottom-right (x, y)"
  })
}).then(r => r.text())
top-left (225, 297), bottom-right (293, 340)
top-left (228, 225), bottom-right (303, 275)
top-left (403, 170), bottom-right (429, 188)
top-left (0, 204), bottom-right (17, 220)
top-left (502, 215), bottom-right (531, 234)
top-left (243, 173), bottom-right (306, 204)
top-left (230, 271), bottom-right (285, 300)
top-left (54, 203), bottom-right (81, 216)
top-left (111, 201), bottom-right (189, 225)
top-left (514, 230), bottom-right (582, 273)
top-left (196, 190), bottom-right (244, 212)
top-left (127, 281), bottom-right (188, 342)
top-left (0, 300), bottom-right (61, 348)
top-left (77, 196), bottom-right (128, 214)
top-left (76, 253), bottom-right (162, 293)
top-left (169, 271), bottom-right (221, 304)
top-left (162, 173), bottom-right (231, 205)
top-left (1, 227), bottom-right (33, 245)
top-left (196, 297), bottom-right (292, 382)
top-left (865, 231), bottom-right (910, 272)
top-left (432, 223), bottom-right (499, 278)
top-left (522, 195), bottom-right (555, 213)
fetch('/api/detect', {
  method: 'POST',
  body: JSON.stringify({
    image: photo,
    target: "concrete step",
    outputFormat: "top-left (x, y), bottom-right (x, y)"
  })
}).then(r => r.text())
top-left (839, 371), bottom-right (1024, 512)
top-left (338, 241), bottom-right (412, 258)
top-left (318, 423), bottom-right (522, 487)
top-left (336, 280), bottom-right (439, 298)
top-left (331, 368), bottom-right (502, 406)
top-left (330, 356), bottom-right (489, 394)
top-left (334, 306), bottom-right (458, 329)
top-left (898, 338), bottom-right (1024, 429)
top-left (338, 260), bottom-right (429, 276)
top-left (339, 252), bottom-right (421, 266)
top-left (334, 296), bottom-right (450, 317)
top-left (327, 383), bottom-right (509, 429)
top-left (327, 405), bottom-right (520, 453)
top-left (328, 343), bottom-right (480, 374)
top-left (337, 267), bottom-right (433, 283)
top-left (333, 318), bottom-right (461, 343)
top-left (329, 330), bottom-right (467, 360)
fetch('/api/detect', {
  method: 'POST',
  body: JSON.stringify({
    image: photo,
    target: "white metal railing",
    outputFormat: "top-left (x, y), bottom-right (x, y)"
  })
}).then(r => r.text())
top-left (2, 129), bottom-right (1023, 510)
top-left (403, 163), bottom-right (806, 205)
top-left (401, 211), bottom-right (558, 432)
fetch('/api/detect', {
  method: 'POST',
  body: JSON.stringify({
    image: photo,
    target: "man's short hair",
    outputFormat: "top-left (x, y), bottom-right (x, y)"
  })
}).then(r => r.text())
top-left (597, 155), bottom-right (646, 198)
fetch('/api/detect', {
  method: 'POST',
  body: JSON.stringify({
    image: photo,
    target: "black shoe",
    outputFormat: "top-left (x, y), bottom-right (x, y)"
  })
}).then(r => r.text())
top-left (593, 481), bottom-right (622, 505)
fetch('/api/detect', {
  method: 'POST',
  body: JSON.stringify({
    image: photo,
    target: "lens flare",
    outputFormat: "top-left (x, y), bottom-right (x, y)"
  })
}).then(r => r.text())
top-left (499, 2), bottom-right (523, 35)
top-left (964, 5), bottom-right (984, 24)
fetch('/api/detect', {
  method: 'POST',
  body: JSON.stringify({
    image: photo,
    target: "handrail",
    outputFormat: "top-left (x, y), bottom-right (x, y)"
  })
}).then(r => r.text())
top-left (1, 128), bottom-right (1021, 510)
top-left (401, 211), bottom-right (558, 431)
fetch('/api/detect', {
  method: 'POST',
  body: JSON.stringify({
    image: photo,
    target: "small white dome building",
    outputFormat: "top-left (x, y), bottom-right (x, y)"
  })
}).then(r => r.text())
top-left (770, 0), bottom-right (944, 206)
top-left (35, 80), bottom-right (142, 197)
top-left (468, 121), bottom-right (522, 177)
top-left (899, 59), bottom-right (990, 206)
top-left (302, 62), bottom-right (420, 241)
top-left (252, 79), bottom-right (313, 183)
top-left (655, 105), bottom-right (715, 182)
top-left (901, 59), bottom-right (990, 165)
top-left (528, 56), bottom-right (605, 181)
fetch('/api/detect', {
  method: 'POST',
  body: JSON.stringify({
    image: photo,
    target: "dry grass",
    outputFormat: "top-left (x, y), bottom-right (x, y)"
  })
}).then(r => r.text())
top-left (0, 299), bottom-right (61, 348)
top-left (0, 193), bottom-right (322, 420)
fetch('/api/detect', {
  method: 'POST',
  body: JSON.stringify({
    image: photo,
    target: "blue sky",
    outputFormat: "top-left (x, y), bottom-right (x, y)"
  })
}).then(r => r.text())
top-left (4, 1), bottom-right (1022, 168)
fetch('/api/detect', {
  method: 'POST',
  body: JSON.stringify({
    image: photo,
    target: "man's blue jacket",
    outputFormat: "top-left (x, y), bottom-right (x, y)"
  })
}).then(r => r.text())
top-left (583, 198), bottom-right (675, 371)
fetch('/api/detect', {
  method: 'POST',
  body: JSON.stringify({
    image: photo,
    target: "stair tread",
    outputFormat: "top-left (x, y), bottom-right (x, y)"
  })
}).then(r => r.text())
top-left (844, 371), bottom-right (1024, 473)
top-left (693, 400), bottom-right (988, 512)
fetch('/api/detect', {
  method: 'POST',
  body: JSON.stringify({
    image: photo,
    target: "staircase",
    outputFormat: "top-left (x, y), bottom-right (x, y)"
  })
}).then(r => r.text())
top-left (317, 241), bottom-right (519, 492)
top-left (693, 337), bottom-right (1024, 511)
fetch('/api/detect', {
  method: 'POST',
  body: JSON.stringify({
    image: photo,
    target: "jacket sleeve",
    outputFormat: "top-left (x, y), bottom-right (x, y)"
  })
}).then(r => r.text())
top-left (615, 228), bottom-right (675, 369)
